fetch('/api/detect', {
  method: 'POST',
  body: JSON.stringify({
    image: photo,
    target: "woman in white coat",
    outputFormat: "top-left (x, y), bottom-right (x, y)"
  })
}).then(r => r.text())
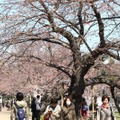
top-left (96, 94), bottom-right (115, 120)
top-left (44, 98), bottom-right (61, 120)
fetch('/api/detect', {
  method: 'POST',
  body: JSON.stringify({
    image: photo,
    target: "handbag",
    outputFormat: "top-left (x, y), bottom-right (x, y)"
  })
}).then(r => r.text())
top-left (44, 111), bottom-right (52, 120)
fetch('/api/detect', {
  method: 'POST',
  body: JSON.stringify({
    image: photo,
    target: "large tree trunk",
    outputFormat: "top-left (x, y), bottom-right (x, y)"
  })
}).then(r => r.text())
top-left (110, 87), bottom-right (120, 113)
top-left (69, 74), bottom-right (85, 119)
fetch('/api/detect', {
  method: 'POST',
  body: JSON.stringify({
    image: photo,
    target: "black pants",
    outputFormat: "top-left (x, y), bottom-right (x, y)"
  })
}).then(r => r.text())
top-left (32, 110), bottom-right (40, 120)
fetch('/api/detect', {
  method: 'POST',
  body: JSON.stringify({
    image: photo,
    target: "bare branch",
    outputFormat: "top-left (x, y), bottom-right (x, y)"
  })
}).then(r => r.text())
top-left (107, 51), bottom-right (120, 60)
top-left (78, 1), bottom-right (84, 35)
top-left (30, 55), bottom-right (72, 78)
top-left (91, 4), bottom-right (105, 47)
top-left (85, 75), bottom-right (120, 89)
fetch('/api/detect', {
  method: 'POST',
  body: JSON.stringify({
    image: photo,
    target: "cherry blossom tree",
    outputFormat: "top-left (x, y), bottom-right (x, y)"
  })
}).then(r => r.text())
top-left (0, 0), bottom-right (120, 115)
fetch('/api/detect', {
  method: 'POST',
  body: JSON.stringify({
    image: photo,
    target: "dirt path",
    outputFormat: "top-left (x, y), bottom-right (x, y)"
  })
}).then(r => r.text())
top-left (0, 107), bottom-right (33, 120)
top-left (0, 107), bottom-right (11, 120)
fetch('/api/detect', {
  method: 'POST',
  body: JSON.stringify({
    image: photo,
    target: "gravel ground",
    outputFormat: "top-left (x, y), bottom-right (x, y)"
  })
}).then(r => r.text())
top-left (0, 107), bottom-right (11, 120)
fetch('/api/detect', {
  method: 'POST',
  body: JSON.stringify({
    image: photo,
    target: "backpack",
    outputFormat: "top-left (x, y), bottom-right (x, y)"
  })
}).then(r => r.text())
top-left (81, 105), bottom-right (89, 117)
top-left (15, 103), bottom-right (26, 120)
top-left (44, 105), bottom-right (54, 120)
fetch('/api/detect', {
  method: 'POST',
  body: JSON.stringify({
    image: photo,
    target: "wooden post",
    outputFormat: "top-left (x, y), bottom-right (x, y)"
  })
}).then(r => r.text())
top-left (92, 85), bottom-right (94, 120)
top-left (59, 82), bottom-right (64, 120)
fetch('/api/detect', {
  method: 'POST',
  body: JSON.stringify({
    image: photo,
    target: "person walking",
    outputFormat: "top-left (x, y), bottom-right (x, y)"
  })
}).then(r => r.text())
top-left (61, 96), bottom-right (76, 120)
top-left (44, 98), bottom-right (61, 120)
top-left (31, 96), bottom-right (37, 120)
top-left (80, 101), bottom-right (89, 120)
top-left (96, 94), bottom-right (115, 120)
top-left (10, 92), bottom-right (29, 120)
top-left (31, 94), bottom-right (42, 120)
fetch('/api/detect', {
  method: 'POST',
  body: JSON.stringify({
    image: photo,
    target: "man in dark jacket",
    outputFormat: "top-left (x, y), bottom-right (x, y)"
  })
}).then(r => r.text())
top-left (31, 95), bottom-right (41, 120)
top-left (31, 97), bottom-right (37, 120)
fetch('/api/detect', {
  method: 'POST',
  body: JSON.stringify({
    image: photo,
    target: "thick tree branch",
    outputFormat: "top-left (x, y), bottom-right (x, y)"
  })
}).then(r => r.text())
top-left (78, 2), bottom-right (84, 35)
top-left (0, 37), bottom-right (69, 49)
top-left (110, 86), bottom-right (120, 113)
top-left (39, 0), bottom-right (81, 49)
top-left (107, 51), bottom-right (120, 60)
top-left (85, 75), bottom-right (120, 89)
top-left (30, 55), bottom-right (72, 78)
top-left (91, 4), bottom-right (105, 47)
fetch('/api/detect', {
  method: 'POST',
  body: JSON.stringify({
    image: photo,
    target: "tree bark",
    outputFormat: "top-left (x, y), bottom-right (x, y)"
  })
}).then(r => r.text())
top-left (69, 74), bottom-right (85, 119)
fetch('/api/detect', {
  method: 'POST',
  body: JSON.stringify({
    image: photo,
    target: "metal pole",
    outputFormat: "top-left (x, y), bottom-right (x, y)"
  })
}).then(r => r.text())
top-left (92, 85), bottom-right (94, 120)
